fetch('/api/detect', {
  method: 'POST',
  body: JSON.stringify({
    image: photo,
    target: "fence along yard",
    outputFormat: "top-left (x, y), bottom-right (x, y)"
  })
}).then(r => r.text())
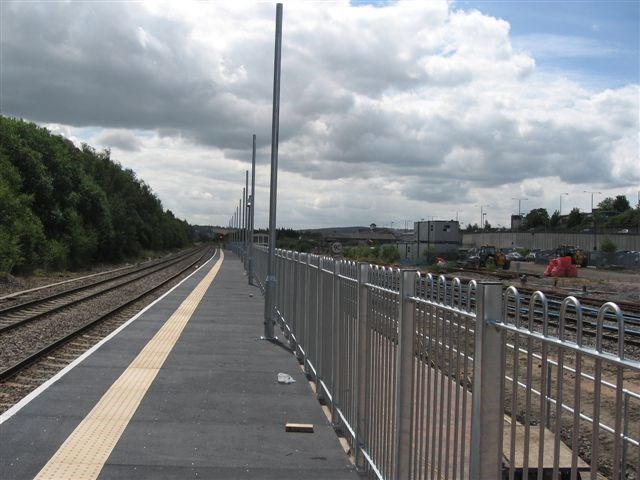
top-left (232, 243), bottom-right (639, 480)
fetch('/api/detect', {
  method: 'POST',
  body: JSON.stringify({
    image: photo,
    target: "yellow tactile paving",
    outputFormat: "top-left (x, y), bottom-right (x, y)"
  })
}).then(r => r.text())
top-left (34, 252), bottom-right (224, 480)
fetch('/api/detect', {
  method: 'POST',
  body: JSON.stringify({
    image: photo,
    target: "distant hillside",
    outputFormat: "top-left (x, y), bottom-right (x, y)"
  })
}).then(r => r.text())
top-left (0, 116), bottom-right (193, 275)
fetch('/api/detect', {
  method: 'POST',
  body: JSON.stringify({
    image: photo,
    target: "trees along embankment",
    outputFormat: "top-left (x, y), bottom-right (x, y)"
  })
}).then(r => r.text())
top-left (0, 116), bottom-right (193, 276)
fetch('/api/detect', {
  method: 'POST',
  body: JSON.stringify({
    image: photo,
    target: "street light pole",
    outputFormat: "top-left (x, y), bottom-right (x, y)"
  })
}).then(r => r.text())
top-left (479, 205), bottom-right (490, 230)
top-left (239, 198), bottom-right (243, 247)
top-left (511, 197), bottom-right (527, 231)
top-left (559, 193), bottom-right (568, 216)
top-left (242, 187), bottom-right (246, 259)
top-left (264, 3), bottom-right (283, 340)
top-left (244, 171), bottom-right (249, 267)
top-left (248, 134), bottom-right (256, 285)
top-left (584, 190), bottom-right (601, 250)
top-left (511, 197), bottom-right (528, 219)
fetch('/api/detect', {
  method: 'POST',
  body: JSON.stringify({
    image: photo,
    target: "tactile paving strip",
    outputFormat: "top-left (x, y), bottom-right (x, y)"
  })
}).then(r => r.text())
top-left (34, 252), bottom-right (224, 480)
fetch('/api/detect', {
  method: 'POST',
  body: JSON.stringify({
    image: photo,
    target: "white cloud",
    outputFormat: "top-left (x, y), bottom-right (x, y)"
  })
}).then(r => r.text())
top-left (1, 0), bottom-right (637, 229)
top-left (513, 33), bottom-right (618, 58)
top-left (93, 129), bottom-right (142, 151)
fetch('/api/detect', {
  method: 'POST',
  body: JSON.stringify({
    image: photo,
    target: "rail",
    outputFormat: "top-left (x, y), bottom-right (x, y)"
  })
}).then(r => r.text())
top-left (232, 244), bottom-right (639, 479)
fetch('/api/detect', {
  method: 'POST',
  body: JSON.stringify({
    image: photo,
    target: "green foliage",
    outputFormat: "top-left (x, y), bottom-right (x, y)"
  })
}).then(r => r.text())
top-left (612, 195), bottom-right (631, 213)
top-left (380, 245), bottom-right (400, 263)
top-left (597, 195), bottom-right (630, 214)
top-left (345, 245), bottom-right (379, 262)
top-left (606, 207), bottom-right (640, 229)
top-left (523, 208), bottom-right (550, 229)
top-left (0, 116), bottom-right (193, 274)
top-left (275, 229), bottom-right (321, 253)
top-left (345, 244), bottom-right (400, 265)
top-left (600, 238), bottom-right (617, 253)
top-left (0, 155), bottom-right (47, 274)
top-left (597, 197), bottom-right (615, 211)
top-left (44, 240), bottom-right (69, 271)
top-left (566, 208), bottom-right (583, 229)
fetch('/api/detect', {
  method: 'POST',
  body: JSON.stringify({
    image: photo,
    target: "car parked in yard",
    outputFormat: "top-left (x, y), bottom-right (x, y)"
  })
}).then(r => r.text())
top-left (506, 251), bottom-right (523, 261)
top-left (525, 250), bottom-right (540, 262)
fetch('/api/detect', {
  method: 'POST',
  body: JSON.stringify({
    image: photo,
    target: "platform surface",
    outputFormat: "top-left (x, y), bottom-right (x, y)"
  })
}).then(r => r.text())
top-left (0, 251), bottom-right (358, 479)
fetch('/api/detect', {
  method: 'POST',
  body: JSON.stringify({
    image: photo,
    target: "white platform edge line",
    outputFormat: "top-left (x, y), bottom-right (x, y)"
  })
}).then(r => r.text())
top-left (0, 249), bottom-right (219, 425)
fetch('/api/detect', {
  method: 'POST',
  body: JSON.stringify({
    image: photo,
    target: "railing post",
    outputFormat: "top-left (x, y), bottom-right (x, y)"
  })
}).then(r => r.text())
top-left (470, 282), bottom-right (505, 479)
top-left (395, 269), bottom-right (417, 479)
top-left (303, 255), bottom-right (311, 375)
top-left (316, 257), bottom-right (324, 391)
top-left (355, 263), bottom-right (370, 471)
top-left (289, 252), bottom-right (299, 350)
top-left (330, 260), bottom-right (341, 425)
top-left (295, 253), bottom-right (306, 364)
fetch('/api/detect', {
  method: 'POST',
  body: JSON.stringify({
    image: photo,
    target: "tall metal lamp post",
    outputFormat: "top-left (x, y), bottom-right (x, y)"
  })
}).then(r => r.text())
top-left (584, 190), bottom-right (601, 250)
top-left (511, 197), bottom-right (527, 230)
top-left (247, 134), bottom-right (256, 285)
top-left (479, 205), bottom-right (490, 230)
top-left (264, 3), bottom-right (283, 340)
top-left (559, 192), bottom-right (568, 216)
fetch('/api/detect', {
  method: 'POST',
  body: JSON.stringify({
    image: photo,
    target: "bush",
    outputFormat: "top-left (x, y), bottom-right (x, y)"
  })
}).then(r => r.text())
top-left (380, 245), bottom-right (400, 264)
top-left (44, 240), bottom-right (69, 270)
top-left (600, 238), bottom-right (617, 253)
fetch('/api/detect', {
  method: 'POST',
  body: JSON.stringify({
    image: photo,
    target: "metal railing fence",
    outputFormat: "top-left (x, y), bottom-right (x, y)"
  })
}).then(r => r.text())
top-left (236, 245), bottom-right (639, 480)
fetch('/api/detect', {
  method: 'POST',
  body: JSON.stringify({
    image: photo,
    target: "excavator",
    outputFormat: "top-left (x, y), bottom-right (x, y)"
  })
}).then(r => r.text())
top-left (555, 245), bottom-right (588, 267)
top-left (466, 245), bottom-right (511, 270)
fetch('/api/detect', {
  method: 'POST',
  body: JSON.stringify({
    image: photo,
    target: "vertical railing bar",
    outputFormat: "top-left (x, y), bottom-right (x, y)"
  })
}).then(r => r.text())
top-left (395, 269), bottom-right (416, 479)
top-left (429, 303), bottom-right (438, 480)
top-left (375, 279), bottom-right (381, 474)
top-left (369, 286), bottom-right (377, 473)
top-left (315, 258), bottom-right (322, 386)
top-left (292, 253), bottom-right (299, 352)
top-left (445, 287), bottom-right (454, 479)
top-left (590, 307), bottom-right (604, 480)
top-left (452, 308), bottom-right (462, 480)
top-left (380, 285), bottom-right (395, 478)
top-left (622, 392), bottom-right (629, 476)
top-left (304, 253), bottom-right (311, 375)
top-left (523, 295), bottom-right (535, 478)
top-left (371, 285), bottom-right (379, 476)
top-left (537, 296), bottom-right (549, 480)
top-left (610, 303), bottom-right (624, 480)
top-left (355, 263), bottom-right (371, 472)
top-left (459, 302), bottom-right (471, 480)
top-left (570, 299), bottom-right (583, 480)
top-left (469, 282), bottom-right (504, 480)
top-left (391, 284), bottom-right (397, 478)
top-left (375, 270), bottom-right (382, 474)
top-left (414, 303), bottom-right (424, 480)
top-left (437, 297), bottom-right (446, 477)
top-left (504, 287), bottom-right (521, 480)
top-left (545, 365), bottom-right (553, 430)
top-left (331, 260), bottom-right (340, 425)
top-left (390, 285), bottom-right (397, 477)
top-left (383, 279), bottom-right (389, 477)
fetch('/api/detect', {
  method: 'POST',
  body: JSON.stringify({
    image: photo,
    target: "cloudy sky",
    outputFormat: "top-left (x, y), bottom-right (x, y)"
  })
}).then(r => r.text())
top-left (1, 1), bottom-right (638, 229)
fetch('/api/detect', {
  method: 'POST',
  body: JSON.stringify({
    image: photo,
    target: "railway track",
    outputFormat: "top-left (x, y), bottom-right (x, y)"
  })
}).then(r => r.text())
top-left (420, 271), bottom-right (640, 353)
top-left (0, 248), bottom-right (200, 334)
top-left (504, 291), bottom-right (640, 351)
top-left (0, 246), bottom-right (216, 383)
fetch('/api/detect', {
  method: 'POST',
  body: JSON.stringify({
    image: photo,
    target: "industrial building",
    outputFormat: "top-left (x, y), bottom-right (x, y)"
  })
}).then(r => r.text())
top-left (397, 220), bottom-right (462, 261)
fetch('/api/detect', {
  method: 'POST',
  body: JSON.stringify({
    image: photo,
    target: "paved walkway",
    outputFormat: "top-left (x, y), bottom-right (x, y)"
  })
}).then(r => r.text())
top-left (0, 251), bottom-right (358, 479)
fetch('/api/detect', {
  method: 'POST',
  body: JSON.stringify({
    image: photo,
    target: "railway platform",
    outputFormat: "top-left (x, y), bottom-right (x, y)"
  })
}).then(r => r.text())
top-left (0, 250), bottom-right (358, 479)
